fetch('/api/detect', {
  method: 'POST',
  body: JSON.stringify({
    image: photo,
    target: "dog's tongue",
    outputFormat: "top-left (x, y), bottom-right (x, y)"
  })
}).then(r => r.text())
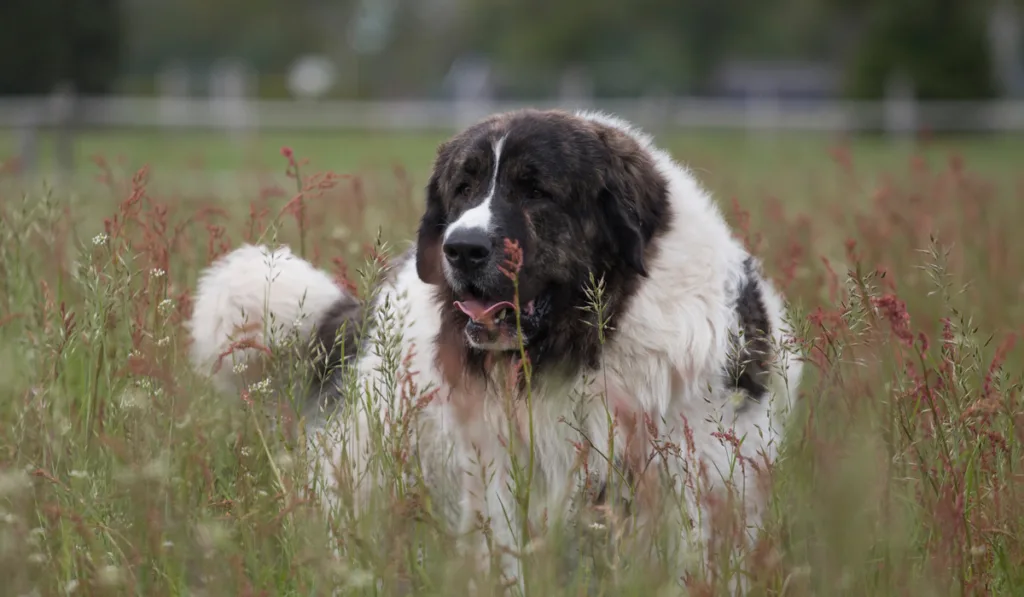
top-left (454, 299), bottom-right (516, 323)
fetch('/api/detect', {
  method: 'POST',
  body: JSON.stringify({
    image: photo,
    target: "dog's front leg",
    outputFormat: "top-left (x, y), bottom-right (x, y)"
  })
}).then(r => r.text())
top-left (457, 437), bottom-right (524, 592)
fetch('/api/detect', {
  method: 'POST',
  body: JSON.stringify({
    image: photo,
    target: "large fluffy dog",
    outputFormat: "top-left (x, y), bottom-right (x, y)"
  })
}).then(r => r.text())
top-left (188, 109), bottom-right (803, 587)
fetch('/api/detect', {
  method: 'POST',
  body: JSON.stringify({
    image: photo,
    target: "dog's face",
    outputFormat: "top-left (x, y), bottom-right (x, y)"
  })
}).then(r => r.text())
top-left (415, 110), bottom-right (670, 362)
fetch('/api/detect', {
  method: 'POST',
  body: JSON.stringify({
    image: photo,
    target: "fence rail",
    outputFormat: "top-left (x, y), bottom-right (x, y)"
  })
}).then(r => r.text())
top-left (2, 95), bottom-right (1024, 134)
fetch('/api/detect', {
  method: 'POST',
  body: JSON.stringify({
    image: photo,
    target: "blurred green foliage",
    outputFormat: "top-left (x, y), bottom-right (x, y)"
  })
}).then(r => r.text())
top-left (843, 0), bottom-right (998, 100)
top-left (0, 0), bottom-right (1019, 99)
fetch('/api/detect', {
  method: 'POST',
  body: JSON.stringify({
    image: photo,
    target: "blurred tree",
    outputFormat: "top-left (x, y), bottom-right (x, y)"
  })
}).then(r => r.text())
top-left (345, 0), bottom-right (475, 99)
top-left (16, 0), bottom-right (1009, 101)
top-left (123, 0), bottom-right (325, 83)
top-left (463, 0), bottom-right (755, 96)
top-left (841, 0), bottom-right (998, 99)
top-left (0, 0), bottom-right (124, 95)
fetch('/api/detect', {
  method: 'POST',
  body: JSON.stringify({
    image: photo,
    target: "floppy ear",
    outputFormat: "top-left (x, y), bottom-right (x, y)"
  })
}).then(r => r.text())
top-left (595, 125), bottom-right (669, 278)
top-left (415, 170), bottom-right (447, 285)
top-left (417, 139), bottom-right (458, 285)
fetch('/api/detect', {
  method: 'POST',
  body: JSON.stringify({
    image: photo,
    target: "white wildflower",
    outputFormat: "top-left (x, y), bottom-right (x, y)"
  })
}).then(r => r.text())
top-left (92, 233), bottom-right (108, 246)
top-left (151, 268), bottom-right (166, 278)
top-left (232, 362), bottom-right (248, 374)
top-left (158, 299), bottom-right (175, 315)
top-left (247, 378), bottom-right (272, 395)
top-left (118, 388), bottom-right (145, 410)
top-left (156, 336), bottom-right (170, 347)
top-left (728, 390), bottom-right (748, 409)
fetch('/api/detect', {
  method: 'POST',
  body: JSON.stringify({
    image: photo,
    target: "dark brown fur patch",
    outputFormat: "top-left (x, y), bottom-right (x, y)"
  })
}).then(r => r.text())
top-left (311, 248), bottom-right (413, 402)
top-left (724, 257), bottom-right (774, 401)
top-left (310, 294), bottom-right (363, 391)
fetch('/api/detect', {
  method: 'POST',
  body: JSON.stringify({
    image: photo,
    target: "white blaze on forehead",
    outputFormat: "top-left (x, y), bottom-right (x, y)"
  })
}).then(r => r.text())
top-left (443, 134), bottom-right (507, 240)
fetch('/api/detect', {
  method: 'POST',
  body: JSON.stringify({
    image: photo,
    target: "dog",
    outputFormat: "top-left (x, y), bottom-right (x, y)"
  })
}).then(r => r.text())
top-left (187, 108), bottom-right (804, 589)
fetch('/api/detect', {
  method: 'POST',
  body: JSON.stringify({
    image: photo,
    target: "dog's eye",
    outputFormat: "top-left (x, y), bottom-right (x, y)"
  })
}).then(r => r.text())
top-left (529, 186), bottom-right (548, 200)
top-left (455, 183), bottom-right (470, 197)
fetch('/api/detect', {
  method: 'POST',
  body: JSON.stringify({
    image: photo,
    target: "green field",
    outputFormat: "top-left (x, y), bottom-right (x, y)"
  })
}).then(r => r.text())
top-left (4, 128), bottom-right (1024, 197)
top-left (1, 127), bottom-right (1023, 595)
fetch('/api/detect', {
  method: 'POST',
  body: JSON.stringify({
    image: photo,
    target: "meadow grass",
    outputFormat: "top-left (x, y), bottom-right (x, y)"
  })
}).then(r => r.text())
top-left (0, 130), bottom-right (1022, 596)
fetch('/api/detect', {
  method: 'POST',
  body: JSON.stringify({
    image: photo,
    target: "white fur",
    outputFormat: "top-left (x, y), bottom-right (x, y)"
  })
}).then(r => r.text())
top-left (187, 112), bottom-right (804, 590)
top-left (188, 243), bottom-right (345, 394)
top-left (443, 134), bottom-right (507, 239)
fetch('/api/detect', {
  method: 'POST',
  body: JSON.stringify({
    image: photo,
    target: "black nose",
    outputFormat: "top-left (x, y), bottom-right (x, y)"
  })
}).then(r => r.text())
top-left (443, 228), bottom-right (493, 271)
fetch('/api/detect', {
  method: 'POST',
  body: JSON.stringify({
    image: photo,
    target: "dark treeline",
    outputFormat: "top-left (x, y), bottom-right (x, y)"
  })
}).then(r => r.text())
top-left (0, 0), bottom-right (1015, 100)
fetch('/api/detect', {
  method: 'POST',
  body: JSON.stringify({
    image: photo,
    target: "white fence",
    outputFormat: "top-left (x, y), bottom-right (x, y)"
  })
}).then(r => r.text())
top-left (2, 94), bottom-right (1024, 134)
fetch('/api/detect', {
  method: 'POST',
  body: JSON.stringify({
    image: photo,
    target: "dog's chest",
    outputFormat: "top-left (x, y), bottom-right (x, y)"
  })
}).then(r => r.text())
top-left (453, 359), bottom-right (667, 502)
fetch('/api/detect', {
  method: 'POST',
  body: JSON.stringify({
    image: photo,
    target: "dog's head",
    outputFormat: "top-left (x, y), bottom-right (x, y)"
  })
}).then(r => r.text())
top-left (415, 109), bottom-right (671, 368)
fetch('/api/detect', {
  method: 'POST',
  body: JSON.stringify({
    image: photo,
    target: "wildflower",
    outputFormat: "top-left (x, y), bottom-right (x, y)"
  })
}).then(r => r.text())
top-left (151, 268), bottom-right (166, 278)
top-left (870, 294), bottom-right (913, 347)
top-left (92, 233), bottom-right (108, 246)
top-left (156, 336), bottom-right (170, 347)
top-left (158, 299), bottom-right (175, 315)
top-left (498, 238), bottom-right (524, 280)
top-left (232, 362), bottom-right (248, 374)
top-left (247, 377), bottom-right (272, 396)
top-left (728, 390), bottom-right (747, 410)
